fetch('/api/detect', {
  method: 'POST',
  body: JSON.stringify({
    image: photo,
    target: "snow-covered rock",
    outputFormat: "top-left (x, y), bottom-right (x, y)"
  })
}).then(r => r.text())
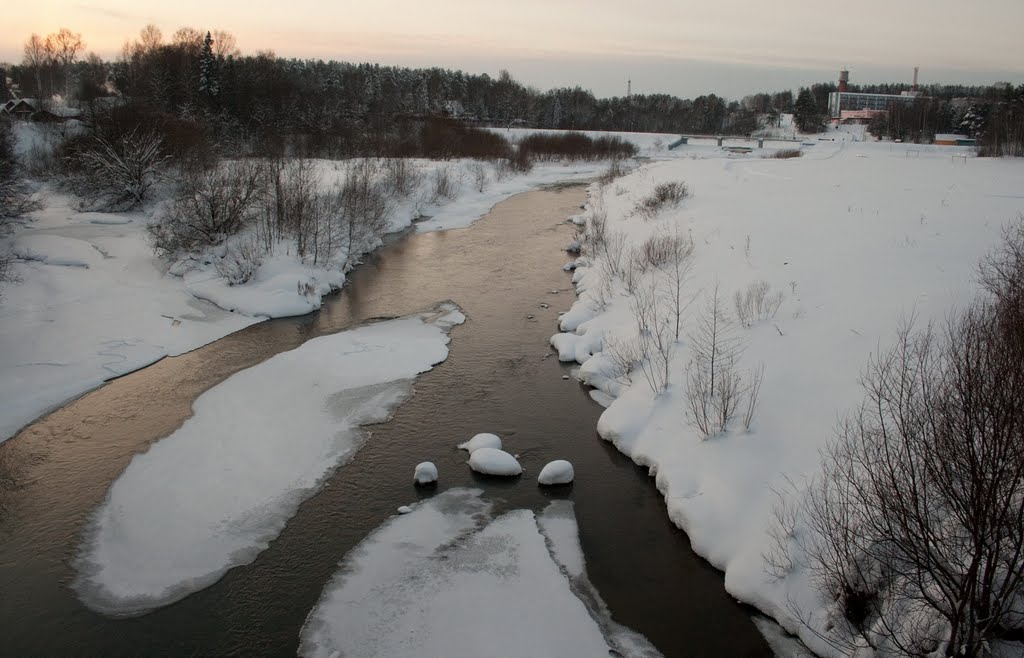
top-left (397, 506), bottom-right (413, 514)
top-left (468, 448), bottom-right (522, 477)
top-left (457, 432), bottom-right (502, 454)
top-left (538, 460), bottom-right (575, 485)
top-left (413, 461), bottom-right (438, 485)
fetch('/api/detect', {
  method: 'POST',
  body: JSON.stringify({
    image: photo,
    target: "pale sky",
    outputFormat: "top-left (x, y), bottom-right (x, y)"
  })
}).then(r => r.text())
top-left (3, 0), bottom-right (1023, 99)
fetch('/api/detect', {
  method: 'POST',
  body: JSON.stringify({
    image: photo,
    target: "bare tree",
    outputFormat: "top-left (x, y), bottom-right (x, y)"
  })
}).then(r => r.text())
top-left (149, 160), bottom-right (266, 255)
top-left (211, 30), bottom-right (240, 58)
top-left (641, 228), bottom-right (696, 340)
top-left (22, 34), bottom-right (49, 96)
top-left (804, 306), bottom-right (1024, 656)
top-left (686, 284), bottom-right (749, 436)
top-left (46, 28), bottom-right (85, 98)
top-left (72, 130), bottom-right (168, 211)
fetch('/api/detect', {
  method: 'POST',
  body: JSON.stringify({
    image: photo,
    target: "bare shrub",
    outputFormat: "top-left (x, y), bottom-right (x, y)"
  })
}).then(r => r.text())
top-left (517, 132), bottom-right (637, 162)
top-left (631, 280), bottom-right (674, 393)
top-left (598, 158), bottom-right (632, 186)
top-left (686, 284), bottom-right (753, 436)
top-left (260, 158), bottom-right (343, 265)
top-left (337, 160), bottom-right (393, 268)
top-left (215, 236), bottom-right (263, 285)
top-left (0, 122), bottom-right (42, 228)
top-left (763, 477), bottom-right (800, 581)
top-left (72, 129), bottom-right (168, 211)
top-left (468, 161), bottom-right (489, 193)
top-left (765, 149), bottom-right (802, 159)
top-left (429, 164), bottom-right (460, 202)
top-left (381, 158), bottom-right (422, 197)
top-left (734, 280), bottom-right (784, 327)
top-left (602, 334), bottom-right (645, 387)
top-left (804, 304), bottom-right (1024, 656)
top-left (639, 229), bottom-right (696, 339)
top-left (149, 159), bottom-right (265, 255)
top-left (634, 181), bottom-right (689, 220)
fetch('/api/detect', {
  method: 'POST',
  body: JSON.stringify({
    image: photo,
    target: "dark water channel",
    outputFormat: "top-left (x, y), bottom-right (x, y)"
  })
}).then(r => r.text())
top-left (0, 186), bottom-right (770, 656)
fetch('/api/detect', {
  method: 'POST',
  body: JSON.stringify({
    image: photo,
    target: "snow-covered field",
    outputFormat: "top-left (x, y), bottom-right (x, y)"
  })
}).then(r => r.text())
top-left (0, 150), bottom-right (605, 443)
top-left (299, 489), bottom-right (659, 658)
top-left (551, 135), bottom-right (1024, 653)
top-left (73, 304), bottom-right (463, 615)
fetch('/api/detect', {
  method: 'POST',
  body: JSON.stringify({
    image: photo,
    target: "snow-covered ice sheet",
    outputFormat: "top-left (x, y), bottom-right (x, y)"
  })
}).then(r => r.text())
top-left (72, 304), bottom-right (464, 616)
top-left (299, 490), bottom-right (660, 658)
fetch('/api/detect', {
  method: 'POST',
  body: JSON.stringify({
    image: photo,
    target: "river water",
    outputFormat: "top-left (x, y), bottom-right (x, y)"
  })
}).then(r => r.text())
top-left (0, 185), bottom-right (770, 656)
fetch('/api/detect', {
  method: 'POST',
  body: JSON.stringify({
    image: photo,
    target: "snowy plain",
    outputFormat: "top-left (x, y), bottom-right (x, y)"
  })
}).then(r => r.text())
top-left (73, 304), bottom-right (463, 615)
top-left (550, 128), bottom-right (1024, 654)
top-left (299, 489), bottom-right (660, 658)
top-left (0, 144), bottom-right (606, 443)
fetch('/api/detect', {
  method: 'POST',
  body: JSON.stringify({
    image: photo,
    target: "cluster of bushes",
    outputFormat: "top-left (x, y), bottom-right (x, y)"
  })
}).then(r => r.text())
top-left (149, 157), bottom-right (401, 281)
top-left (801, 216), bottom-right (1024, 656)
top-left (634, 181), bottom-right (688, 220)
top-left (516, 132), bottom-right (637, 162)
top-left (0, 120), bottom-right (42, 285)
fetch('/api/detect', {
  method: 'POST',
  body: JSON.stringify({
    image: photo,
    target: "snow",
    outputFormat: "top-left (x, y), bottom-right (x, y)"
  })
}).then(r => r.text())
top-left (299, 489), bottom-right (660, 658)
top-left (397, 505), bottom-right (413, 514)
top-left (413, 461), bottom-right (438, 485)
top-left (467, 447), bottom-right (522, 477)
top-left (537, 460), bottom-right (575, 485)
top-left (72, 304), bottom-right (464, 616)
top-left (0, 152), bottom-right (609, 444)
top-left (550, 133), bottom-right (1024, 654)
top-left (456, 432), bottom-right (502, 453)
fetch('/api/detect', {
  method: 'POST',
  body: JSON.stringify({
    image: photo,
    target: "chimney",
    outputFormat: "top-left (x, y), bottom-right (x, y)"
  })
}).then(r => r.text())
top-left (838, 69), bottom-right (849, 92)
top-left (912, 67), bottom-right (919, 91)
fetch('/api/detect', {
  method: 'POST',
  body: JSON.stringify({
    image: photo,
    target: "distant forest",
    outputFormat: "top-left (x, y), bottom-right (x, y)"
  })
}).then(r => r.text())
top-left (3, 25), bottom-right (1023, 155)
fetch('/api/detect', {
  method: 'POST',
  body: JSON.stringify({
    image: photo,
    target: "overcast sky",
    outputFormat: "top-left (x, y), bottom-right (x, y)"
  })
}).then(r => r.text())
top-left (4, 0), bottom-right (1023, 99)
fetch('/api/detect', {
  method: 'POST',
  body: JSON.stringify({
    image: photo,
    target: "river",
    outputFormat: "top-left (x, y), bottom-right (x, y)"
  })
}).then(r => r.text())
top-left (0, 185), bottom-right (770, 656)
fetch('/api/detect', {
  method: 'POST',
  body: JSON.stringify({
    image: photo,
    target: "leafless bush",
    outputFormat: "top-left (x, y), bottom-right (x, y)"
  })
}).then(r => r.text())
top-left (259, 158), bottom-right (345, 265)
top-left (598, 157), bottom-right (632, 186)
top-left (686, 284), bottom-right (755, 436)
top-left (517, 132), bottom-right (637, 162)
top-left (631, 281), bottom-right (674, 393)
top-left (72, 129), bottom-right (168, 211)
top-left (602, 334), bottom-right (645, 386)
top-left (804, 303), bottom-right (1024, 656)
top-left (149, 159), bottom-right (265, 256)
top-left (468, 161), bottom-right (489, 193)
top-left (215, 236), bottom-right (263, 285)
top-left (429, 164), bottom-right (460, 202)
top-left (634, 181), bottom-right (689, 220)
top-left (0, 122), bottom-right (42, 228)
top-left (638, 229), bottom-right (696, 340)
top-left (763, 477), bottom-right (800, 581)
top-left (765, 149), bottom-right (802, 159)
top-left (734, 280), bottom-right (784, 327)
top-left (742, 362), bottom-right (764, 431)
top-left (381, 158), bottom-right (422, 197)
top-left (337, 160), bottom-right (393, 268)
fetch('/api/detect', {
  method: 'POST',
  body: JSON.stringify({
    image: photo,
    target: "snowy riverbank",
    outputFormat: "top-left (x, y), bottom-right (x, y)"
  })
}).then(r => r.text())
top-left (551, 134), bottom-right (1024, 654)
top-left (0, 156), bottom-right (605, 443)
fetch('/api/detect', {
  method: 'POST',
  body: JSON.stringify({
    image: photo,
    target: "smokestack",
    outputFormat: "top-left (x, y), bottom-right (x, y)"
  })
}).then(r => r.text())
top-left (838, 69), bottom-right (849, 92)
top-left (912, 67), bottom-right (919, 91)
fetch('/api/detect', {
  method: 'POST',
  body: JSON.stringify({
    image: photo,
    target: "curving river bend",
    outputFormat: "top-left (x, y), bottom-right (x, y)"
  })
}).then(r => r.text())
top-left (0, 185), bottom-right (770, 656)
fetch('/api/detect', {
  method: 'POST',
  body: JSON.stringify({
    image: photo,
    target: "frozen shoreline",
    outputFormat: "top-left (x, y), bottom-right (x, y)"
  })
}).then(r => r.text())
top-left (0, 157), bottom-right (605, 444)
top-left (549, 133), bottom-right (1024, 655)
